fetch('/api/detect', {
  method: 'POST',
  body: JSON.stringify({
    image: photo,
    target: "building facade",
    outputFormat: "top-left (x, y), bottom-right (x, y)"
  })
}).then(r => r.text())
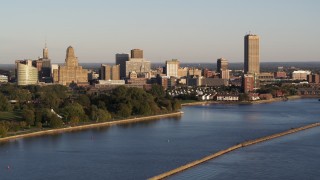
top-left (165, 59), bottom-right (180, 77)
top-left (58, 46), bottom-right (88, 85)
top-left (131, 49), bottom-right (143, 58)
top-left (15, 60), bottom-right (38, 85)
top-left (244, 34), bottom-right (260, 74)
top-left (292, 70), bottom-right (311, 80)
top-left (125, 58), bottom-right (151, 78)
top-left (307, 74), bottom-right (320, 84)
top-left (101, 64), bottom-right (120, 80)
top-left (0, 75), bottom-right (8, 83)
top-left (115, 53), bottom-right (130, 79)
top-left (243, 74), bottom-right (254, 93)
top-left (217, 58), bottom-right (229, 79)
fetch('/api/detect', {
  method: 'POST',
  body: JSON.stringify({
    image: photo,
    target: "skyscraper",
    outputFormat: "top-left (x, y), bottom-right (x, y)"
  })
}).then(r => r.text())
top-left (43, 44), bottom-right (49, 59)
top-left (15, 60), bottom-right (38, 85)
top-left (217, 58), bottom-right (229, 79)
top-left (116, 53), bottom-right (130, 79)
top-left (58, 46), bottom-right (88, 85)
top-left (131, 49), bottom-right (143, 58)
top-left (244, 34), bottom-right (260, 74)
top-left (33, 44), bottom-right (51, 82)
top-left (165, 59), bottom-right (180, 77)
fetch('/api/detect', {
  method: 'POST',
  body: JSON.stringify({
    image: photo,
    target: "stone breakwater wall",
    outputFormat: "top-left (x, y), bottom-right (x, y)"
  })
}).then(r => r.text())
top-left (149, 122), bottom-right (320, 180)
top-left (0, 112), bottom-right (183, 143)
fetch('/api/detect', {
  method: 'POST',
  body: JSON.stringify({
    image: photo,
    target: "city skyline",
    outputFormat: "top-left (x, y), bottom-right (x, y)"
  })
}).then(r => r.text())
top-left (0, 0), bottom-right (319, 64)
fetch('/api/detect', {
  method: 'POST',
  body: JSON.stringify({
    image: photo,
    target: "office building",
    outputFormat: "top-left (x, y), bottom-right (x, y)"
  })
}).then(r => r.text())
top-left (0, 75), bottom-right (8, 83)
top-left (131, 49), bottom-right (143, 58)
top-left (15, 60), bottom-right (38, 85)
top-left (165, 59), bottom-right (180, 77)
top-left (307, 74), bottom-right (320, 84)
top-left (100, 64), bottom-right (120, 80)
top-left (243, 74), bottom-right (254, 93)
top-left (116, 53), bottom-right (130, 79)
top-left (244, 34), bottom-right (260, 74)
top-left (292, 70), bottom-right (311, 80)
top-left (217, 58), bottom-right (229, 79)
top-left (58, 46), bottom-right (88, 85)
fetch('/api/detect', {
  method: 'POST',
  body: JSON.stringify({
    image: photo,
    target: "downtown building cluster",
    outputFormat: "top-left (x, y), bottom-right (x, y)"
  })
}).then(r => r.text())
top-left (6, 33), bottom-right (320, 98)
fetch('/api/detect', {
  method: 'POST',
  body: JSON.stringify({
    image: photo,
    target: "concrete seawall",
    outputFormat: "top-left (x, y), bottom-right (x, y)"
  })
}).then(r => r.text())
top-left (149, 122), bottom-right (320, 180)
top-left (0, 111), bottom-right (183, 143)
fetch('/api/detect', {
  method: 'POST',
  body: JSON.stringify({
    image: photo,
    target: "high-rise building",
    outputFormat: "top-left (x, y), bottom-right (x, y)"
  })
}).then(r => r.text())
top-left (165, 59), bottom-right (180, 77)
top-left (116, 53), bottom-right (130, 79)
top-left (43, 44), bottom-right (49, 59)
top-left (100, 64), bottom-right (120, 80)
top-left (32, 44), bottom-right (51, 82)
top-left (131, 49), bottom-right (143, 58)
top-left (58, 46), bottom-right (88, 85)
top-left (15, 60), bottom-right (38, 85)
top-left (217, 58), bottom-right (229, 79)
top-left (244, 34), bottom-right (260, 74)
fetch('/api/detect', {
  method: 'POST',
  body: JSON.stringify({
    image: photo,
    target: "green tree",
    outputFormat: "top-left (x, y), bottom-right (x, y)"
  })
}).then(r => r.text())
top-left (49, 115), bottom-right (63, 128)
top-left (76, 94), bottom-right (91, 108)
top-left (69, 116), bottom-right (80, 126)
top-left (0, 93), bottom-right (12, 111)
top-left (96, 109), bottom-right (112, 122)
top-left (172, 99), bottom-right (181, 111)
top-left (149, 84), bottom-right (165, 98)
top-left (116, 103), bottom-right (132, 118)
top-left (63, 103), bottom-right (88, 122)
top-left (0, 122), bottom-right (8, 138)
top-left (22, 109), bottom-right (35, 126)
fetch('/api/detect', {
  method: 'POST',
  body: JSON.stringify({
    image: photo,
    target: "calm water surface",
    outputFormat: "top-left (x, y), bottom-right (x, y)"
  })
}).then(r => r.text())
top-left (0, 99), bottom-right (319, 180)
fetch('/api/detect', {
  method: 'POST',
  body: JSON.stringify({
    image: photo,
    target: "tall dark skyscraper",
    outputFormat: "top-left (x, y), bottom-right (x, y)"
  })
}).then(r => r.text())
top-left (116, 53), bottom-right (130, 79)
top-left (244, 34), bottom-right (260, 74)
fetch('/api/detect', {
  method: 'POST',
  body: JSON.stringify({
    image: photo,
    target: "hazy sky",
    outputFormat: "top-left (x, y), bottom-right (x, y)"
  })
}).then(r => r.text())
top-left (0, 0), bottom-right (319, 64)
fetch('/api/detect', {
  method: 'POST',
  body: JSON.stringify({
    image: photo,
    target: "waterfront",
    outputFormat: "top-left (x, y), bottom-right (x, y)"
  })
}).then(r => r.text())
top-left (0, 99), bottom-right (319, 180)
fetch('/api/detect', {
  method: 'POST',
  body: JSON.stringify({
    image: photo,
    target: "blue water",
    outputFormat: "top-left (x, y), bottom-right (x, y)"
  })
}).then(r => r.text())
top-left (0, 99), bottom-right (319, 180)
top-left (170, 126), bottom-right (320, 180)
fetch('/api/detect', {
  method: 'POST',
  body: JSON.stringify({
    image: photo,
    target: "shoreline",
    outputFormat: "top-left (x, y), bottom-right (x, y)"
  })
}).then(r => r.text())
top-left (181, 95), bottom-right (303, 106)
top-left (149, 122), bottom-right (320, 180)
top-left (0, 111), bottom-right (183, 143)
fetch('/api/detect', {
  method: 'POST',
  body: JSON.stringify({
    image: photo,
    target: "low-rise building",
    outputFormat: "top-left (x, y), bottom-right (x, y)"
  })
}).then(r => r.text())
top-left (216, 93), bottom-right (239, 101)
top-left (292, 70), bottom-right (311, 80)
top-left (0, 75), bottom-right (8, 83)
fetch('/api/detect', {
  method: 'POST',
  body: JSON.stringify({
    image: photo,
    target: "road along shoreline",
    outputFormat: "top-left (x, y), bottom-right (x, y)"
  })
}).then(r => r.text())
top-left (0, 111), bottom-right (183, 143)
top-left (149, 122), bottom-right (320, 180)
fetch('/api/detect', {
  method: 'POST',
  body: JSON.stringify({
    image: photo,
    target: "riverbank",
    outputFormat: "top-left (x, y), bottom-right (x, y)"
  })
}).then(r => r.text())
top-left (181, 95), bottom-right (303, 106)
top-left (0, 111), bottom-right (183, 143)
top-left (149, 122), bottom-right (320, 180)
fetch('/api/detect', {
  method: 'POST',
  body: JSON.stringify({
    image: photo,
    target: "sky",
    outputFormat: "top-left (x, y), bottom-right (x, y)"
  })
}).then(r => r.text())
top-left (0, 0), bottom-right (319, 64)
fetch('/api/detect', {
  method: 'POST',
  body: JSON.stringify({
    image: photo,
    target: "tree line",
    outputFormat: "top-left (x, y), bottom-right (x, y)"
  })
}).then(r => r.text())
top-left (0, 83), bottom-right (180, 137)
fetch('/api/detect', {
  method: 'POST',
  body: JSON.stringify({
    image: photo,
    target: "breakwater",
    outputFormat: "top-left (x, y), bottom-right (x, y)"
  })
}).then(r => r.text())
top-left (149, 122), bottom-right (320, 180)
top-left (0, 111), bottom-right (183, 143)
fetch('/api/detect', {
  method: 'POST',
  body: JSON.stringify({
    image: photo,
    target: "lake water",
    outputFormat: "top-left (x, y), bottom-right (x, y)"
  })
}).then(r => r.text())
top-left (0, 99), bottom-right (319, 180)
